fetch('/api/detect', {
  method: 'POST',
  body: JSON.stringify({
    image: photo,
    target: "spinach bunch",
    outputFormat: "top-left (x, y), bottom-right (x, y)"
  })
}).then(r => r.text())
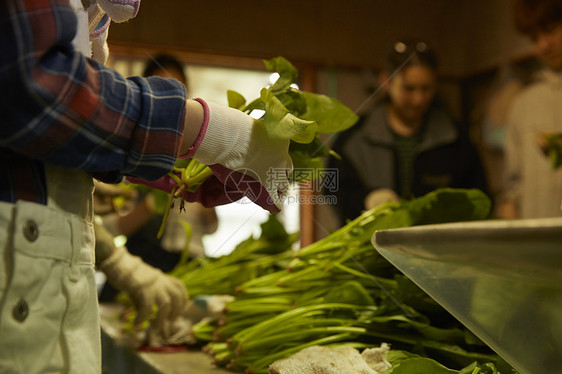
top-left (179, 189), bottom-right (513, 374)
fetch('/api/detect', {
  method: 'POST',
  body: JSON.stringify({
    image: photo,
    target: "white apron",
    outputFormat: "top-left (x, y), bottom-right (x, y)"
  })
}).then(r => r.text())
top-left (0, 166), bottom-right (99, 374)
top-left (0, 1), bottom-right (101, 372)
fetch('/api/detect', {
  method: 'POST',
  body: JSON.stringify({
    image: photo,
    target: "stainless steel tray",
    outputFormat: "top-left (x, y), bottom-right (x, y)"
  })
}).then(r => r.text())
top-left (372, 217), bottom-right (562, 374)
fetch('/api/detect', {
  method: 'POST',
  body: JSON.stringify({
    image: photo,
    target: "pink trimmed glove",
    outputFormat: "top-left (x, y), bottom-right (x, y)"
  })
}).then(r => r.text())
top-left (129, 99), bottom-right (292, 213)
top-left (127, 172), bottom-right (242, 208)
top-left (189, 99), bottom-right (293, 212)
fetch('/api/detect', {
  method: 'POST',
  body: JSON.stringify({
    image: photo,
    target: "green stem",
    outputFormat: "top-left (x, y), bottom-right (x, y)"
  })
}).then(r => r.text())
top-left (187, 167), bottom-right (213, 191)
top-left (238, 326), bottom-right (366, 354)
top-left (233, 303), bottom-right (375, 345)
top-left (331, 262), bottom-right (397, 289)
top-left (157, 185), bottom-right (178, 239)
top-left (168, 171), bottom-right (182, 184)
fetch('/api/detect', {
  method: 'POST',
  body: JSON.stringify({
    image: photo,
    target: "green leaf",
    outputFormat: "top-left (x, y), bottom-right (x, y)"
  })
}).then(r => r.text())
top-left (301, 92), bottom-right (359, 134)
top-left (407, 188), bottom-right (492, 225)
top-left (386, 349), bottom-right (421, 363)
top-left (288, 138), bottom-right (334, 182)
top-left (174, 158), bottom-right (191, 169)
top-left (264, 56), bottom-right (298, 94)
top-left (260, 214), bottom-right (289, 242)
top-left (243, 97), bottom-right (266, 114)
top-left (276, 88), bottom-right (307, 116)
top-left (380, 357), bottom-right (459, 374)
top-left (394, 274), bottom-right (447, 315)
top-left (150, 189), bottom-right (171, 216)
top-left (290, 137), bottom-right (332, 159)
top-left (227, 90), bottom-right (246, 109)
top-left (322, 281), bottom-right (375, 306)
top-left (382, 358), bottom-right (499, 374)
top-left (289, 155), bottom-right (325, 182)
top-left (262, 88), bottom-right (318, 143)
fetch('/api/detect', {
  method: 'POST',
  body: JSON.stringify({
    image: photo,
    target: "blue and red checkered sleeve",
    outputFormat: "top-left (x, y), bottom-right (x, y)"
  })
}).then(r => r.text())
top-left (0, 0), bottom-right (187, 182)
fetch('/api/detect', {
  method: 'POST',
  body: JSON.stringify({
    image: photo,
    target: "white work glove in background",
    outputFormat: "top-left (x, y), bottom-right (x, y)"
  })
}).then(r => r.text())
top-left (189, 99), bottom-right (293, 212)
top-left (146, 295), bottom-right (234, 347)
top-left (100, 246), bottom-right (189, 329)
top-left (364, 188), bottom-right (400, 210)
top-left (93, 180), bottom-right (138, 215)
top-left (86, 0), bottom-right (141, 63)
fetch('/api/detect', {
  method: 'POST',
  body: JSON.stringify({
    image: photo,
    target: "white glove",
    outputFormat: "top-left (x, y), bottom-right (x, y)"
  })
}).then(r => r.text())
top-left (190, 99), bottom-right (293, 211)
top-left (90, 20), bottom-right (110, 64)
top-left (145, 294), bottom-right (234, 347)
top-left (146, 300), bottom-right (201, 347)
top-left (100, 246), bottom-right (189, 327)
top-left (364, 188), bottom-right (400, 210)
top-left (86, 0), bottom-right (141, 63)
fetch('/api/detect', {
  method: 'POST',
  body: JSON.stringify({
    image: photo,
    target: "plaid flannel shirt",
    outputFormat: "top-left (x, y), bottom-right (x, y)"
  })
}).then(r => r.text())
top-left (0, 0), bottom-right (187, 204)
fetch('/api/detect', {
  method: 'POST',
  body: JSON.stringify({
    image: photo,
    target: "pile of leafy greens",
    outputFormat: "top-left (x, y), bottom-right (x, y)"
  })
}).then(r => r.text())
top-left (170, 189), bottom-right (515, 374)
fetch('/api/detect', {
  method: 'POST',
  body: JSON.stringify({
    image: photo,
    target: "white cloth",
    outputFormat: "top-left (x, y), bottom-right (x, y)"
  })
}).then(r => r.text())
top-left (0, 167), bottom-right (99, 373)
top-left (503, 69), bottom-right (562, 218)
top-left (268, 345), bottom-right (391, 374)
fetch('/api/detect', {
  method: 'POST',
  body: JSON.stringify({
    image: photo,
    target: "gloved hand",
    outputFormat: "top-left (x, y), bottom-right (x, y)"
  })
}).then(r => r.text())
top-left (129, 99), bottom-right (293, 213)
top-left (364, 188), bottom-right (400, 210)
top-left (99, 246), bottom-right (189, 327)
top-left (86, 0), bottom-right (141, 63)
top-left (144, 294), bottom-right (234, 347)
top-left (93, 180), bottom-right (138, 215)
top-left (128, 170), bottom-right (277, 213)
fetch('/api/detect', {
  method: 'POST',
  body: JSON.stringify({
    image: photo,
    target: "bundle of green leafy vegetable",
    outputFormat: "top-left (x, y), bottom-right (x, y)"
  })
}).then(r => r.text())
top-left (169, 214), bottom-right (299, 298)
top-left (147, 56), bottom-right (358, 237)
top-left (172, 188), bottom-right (514, 374)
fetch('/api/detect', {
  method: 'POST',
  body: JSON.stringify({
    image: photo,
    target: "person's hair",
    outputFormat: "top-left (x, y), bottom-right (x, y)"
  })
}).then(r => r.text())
top-left (143, 54), bottom-right (187, 84)
top-left (384, 39), bottom-right (438, 73)
top-left (514, 0), bottom-right (562, 36)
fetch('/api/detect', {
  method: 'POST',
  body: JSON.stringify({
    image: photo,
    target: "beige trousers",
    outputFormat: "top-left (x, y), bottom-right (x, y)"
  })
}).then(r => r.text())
top-left (0, 166), bottom-right (100, 373)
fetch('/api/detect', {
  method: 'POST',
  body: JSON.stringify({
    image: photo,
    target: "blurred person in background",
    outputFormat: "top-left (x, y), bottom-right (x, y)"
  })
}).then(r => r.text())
top-left (329, 40), bottom-right (488, 225)
top-left (0, 1), bottom-right (291, 372)
top-left (497, 0), bottom-right (562, 219)
top-left (98, 54), bottom-right (219, 303)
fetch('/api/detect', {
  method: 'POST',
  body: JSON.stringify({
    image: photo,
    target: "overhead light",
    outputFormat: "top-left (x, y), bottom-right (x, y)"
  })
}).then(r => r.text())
top-left (268, 72), bottom-right (298, 89)
top-left (269, 73), bottom-right (280, 84)
top-left (249, 109), bottom-right (265, 119)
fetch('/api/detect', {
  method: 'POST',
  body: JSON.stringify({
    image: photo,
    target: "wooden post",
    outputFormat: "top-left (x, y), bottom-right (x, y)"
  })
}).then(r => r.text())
top-left (298, 63), bottom-right (317, 248)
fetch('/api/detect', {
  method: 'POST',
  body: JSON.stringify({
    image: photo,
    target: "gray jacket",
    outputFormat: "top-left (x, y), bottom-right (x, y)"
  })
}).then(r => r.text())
top-left (330, 101), bottom-right (488, 223)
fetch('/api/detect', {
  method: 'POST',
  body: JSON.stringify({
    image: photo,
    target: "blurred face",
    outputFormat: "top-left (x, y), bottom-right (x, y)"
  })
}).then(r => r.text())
top-left (533, 22), bottom-right (562, 70)
top-left (387, 65), bottom-right (437, 123)
top-left (152, 67), bottom-right (186, 85)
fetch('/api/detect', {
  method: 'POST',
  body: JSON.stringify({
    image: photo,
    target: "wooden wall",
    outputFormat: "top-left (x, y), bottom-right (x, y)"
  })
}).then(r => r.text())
top-left (108, 0), bottom-right (531, 77)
